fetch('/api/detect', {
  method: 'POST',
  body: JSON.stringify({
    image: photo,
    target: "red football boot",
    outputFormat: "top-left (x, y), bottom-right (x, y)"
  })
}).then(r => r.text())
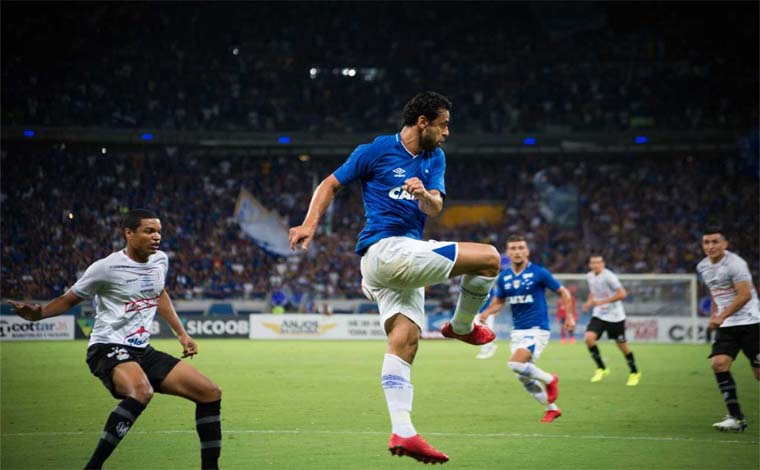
top-left (440, 322), bottom-right (495, 345)
top-left (388, 434), bottom-right (449, 465)
top-left (540, 408), bottom-right (562, 423)
top-left (545, 373), bottom-right (559, 404)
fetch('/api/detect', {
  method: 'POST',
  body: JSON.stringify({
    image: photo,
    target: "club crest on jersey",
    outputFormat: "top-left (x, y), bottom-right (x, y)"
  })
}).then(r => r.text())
top-left (388, 187), bottom-right (416, 200)
top-left (512, 280), bottom-right (521, 289)
top-left (392, 167), bottom-right (406, 178)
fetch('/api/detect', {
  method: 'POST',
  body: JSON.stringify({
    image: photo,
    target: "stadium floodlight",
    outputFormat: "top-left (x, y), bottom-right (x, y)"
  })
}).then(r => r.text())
top-left (309, 68), bottom-right (318, 79)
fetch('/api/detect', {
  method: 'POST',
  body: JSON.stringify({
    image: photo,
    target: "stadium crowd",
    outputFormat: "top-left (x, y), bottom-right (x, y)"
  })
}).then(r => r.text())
top-left (2, 3), bottom-right (756, 134)
top-left (2, 145), bottom-right (757, 304)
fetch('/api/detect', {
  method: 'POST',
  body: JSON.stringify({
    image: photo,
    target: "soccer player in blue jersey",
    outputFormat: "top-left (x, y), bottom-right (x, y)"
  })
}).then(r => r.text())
top-left (479, 235), bottom-right (574, 423)
top-left (289, 91), bottom-right (500, 464)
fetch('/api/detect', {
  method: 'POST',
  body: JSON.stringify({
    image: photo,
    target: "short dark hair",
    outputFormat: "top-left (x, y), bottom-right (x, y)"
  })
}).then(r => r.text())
top-left (121, 208), bottom-right (159, 232)
top-left (506, 235), bottom-right (526, 244)
top-left (702, 225), bottom-right (724, 237)
top-left (589, 254), bottom-right (604, 261)
top-left (402, 91), bottom-right (452, 126)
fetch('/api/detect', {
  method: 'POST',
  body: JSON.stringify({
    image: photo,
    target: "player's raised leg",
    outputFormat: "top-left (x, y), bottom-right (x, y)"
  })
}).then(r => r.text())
top-left (85, 361), bottom-right (153, 470)
top-left (160, 362), bottom-right (223, 470)
top-left (442, 242), bottom-right (500, 344)
top-left (383, 313), bottom-right (449, 464)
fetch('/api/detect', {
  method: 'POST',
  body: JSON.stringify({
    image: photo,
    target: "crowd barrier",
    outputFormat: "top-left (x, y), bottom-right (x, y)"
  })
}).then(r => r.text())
top-left (1, 313), bottom-right (709, 343)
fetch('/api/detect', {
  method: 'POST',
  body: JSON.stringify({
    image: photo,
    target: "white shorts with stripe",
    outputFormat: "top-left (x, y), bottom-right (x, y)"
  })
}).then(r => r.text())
top-left (510, 328), bottom-right (551, 361)
top-left (360, 236), bottom-right (458, 332)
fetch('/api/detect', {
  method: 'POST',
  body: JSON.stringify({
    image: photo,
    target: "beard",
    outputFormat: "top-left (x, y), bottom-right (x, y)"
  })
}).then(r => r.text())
top-left (419, 131), bottom-right (439, 151)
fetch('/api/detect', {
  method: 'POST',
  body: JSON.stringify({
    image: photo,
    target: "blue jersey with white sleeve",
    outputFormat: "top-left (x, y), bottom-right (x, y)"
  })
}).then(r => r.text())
top-left (333, 133), bottom-right (446, 255)
top-left (494, 262), bottom-right (561, 330)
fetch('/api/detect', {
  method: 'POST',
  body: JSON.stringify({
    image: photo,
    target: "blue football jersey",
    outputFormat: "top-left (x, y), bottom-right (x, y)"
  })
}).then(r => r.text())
top-left (333, 133), bottom-right (446, 255)
top-left (494, 262), bottom-right (561, 330)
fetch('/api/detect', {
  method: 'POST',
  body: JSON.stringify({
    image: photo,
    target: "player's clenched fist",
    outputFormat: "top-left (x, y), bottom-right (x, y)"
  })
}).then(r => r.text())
top-left (403, 177), bottom-right (427, 199)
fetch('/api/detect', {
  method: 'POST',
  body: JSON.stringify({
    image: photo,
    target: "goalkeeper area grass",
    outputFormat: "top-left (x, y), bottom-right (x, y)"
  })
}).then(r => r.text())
top-left (1, 339), bottom-right (758, 469)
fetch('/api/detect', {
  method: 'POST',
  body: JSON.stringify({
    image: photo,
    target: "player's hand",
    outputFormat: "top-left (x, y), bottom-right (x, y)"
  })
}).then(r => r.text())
top-left (8, 300), bottom-right (43, 322)
top-left (179, 333), bottom-right (198, 359)
top-left (707, 315), bottom-right (724, 331)
top-left (565, 319), bottom-right (576, 331)
top-left (289, 224), bottom-right (315, 251)
top-left (402, 177), bottom-right (428, 200)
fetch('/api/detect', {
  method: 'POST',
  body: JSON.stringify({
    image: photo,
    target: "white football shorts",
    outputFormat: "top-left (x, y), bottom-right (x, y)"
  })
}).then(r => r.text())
top-left (360, 236), bottom-right (458, 332)
top-left (509, 328), bottom-right (551, 361)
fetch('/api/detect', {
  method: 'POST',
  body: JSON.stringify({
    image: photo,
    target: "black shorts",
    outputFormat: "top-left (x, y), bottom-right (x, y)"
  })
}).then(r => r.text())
top-left (586, 317), bottom-right (627, 343)
top-left (709, 323), bottom-right (760, 368)
top-left (86, 343), bottom-right (181, 399)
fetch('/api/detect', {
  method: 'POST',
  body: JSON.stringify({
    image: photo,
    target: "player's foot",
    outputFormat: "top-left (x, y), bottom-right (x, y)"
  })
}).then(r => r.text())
top-left (388, 434), bottom-right (449, 464)
top-left (545, 373), bottom-right (559, 403)
top-left (540, 408), bottom-right (562, 423)
top-left (569, 337), bottom-right (576, 344)
top-left (626, 372), bottom-right (641, 386)
top-left (475, 342), bottom-right (498, 359)
top-left (560, 338), bottom-right (567, 344)
top-left (712, 415), bottom-right (747, 432)
top-left (441, 322), bottom-right (495, 346)
top-left (590, 368), bottom-right (610, 383)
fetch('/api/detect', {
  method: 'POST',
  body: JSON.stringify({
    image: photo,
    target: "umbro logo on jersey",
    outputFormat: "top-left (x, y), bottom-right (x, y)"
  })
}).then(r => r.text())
top-left (392, 168), bottom-right (406, 178)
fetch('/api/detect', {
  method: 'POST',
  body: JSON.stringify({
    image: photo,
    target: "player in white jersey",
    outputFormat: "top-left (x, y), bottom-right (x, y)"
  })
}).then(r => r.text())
top-left (697, 227), bottom-right (760, 432)
top-left (9, 209), bottom-right (223, 469)
top-left (582, 255), bottom-right (641, 386)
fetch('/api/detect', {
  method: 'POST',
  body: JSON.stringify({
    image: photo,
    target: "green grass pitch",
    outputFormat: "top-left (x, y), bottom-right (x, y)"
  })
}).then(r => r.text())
top-left (1, 339), bottom-right (758, 469)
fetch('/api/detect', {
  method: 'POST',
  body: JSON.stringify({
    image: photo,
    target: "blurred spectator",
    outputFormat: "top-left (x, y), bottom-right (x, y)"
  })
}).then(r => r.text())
top-left (1, 145), bottom-right (756, 301)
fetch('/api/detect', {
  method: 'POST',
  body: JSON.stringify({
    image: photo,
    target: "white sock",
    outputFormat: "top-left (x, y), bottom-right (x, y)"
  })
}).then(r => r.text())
top-left (508, 361), bottom-right (554, 384)
top-left (452, 274), bottom-right (497, 334)
top-left (546, 403), bottom-right (559, 411)
top-left (381, 354), bottom-right (416, 438)
top-left (517, 375), bottom-right (548, 405)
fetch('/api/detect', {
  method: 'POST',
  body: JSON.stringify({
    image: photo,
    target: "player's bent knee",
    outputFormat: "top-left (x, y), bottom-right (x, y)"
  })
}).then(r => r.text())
top-left (207, 383), bottom-right (222, 402)
top-left (131, 383), bottom-right (154, 404)
top-left (482, 245), bottom-right (500, 277)
top-left (710, 357), bottom-right (731, 372)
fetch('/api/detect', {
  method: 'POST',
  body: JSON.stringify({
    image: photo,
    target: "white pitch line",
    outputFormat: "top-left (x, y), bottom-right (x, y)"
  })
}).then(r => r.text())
top-left (1, 429), bottom-right (755, 445)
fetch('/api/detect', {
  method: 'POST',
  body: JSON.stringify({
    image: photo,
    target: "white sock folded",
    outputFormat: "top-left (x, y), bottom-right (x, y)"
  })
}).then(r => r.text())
top-left (451, 274), bottom-right (497, 334)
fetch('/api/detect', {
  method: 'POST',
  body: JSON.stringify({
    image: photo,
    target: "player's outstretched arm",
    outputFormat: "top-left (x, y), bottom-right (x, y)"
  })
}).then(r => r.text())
top-left (289, 174), bottom-right (343, 251)
top-left (157, 289), bottom-right (197, 358)
top-left (8, 290), bottom-right (82, 322)
top-left (479, 296), bottom-right (506, 322)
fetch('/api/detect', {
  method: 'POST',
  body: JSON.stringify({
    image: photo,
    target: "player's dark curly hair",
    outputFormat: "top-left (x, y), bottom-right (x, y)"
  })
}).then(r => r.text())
top-left (121, 208), bottom-right (159, 232)
top-left (402, 91), bottom-right (452, 126)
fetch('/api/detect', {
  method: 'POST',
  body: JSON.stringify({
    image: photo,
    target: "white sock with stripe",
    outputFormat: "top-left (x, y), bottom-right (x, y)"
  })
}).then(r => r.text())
top-left (381, 354), bottom-right (416, 438)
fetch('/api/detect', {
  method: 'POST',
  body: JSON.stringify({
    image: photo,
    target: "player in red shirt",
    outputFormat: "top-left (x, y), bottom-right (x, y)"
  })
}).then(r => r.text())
top-left (557, 286), bottom-right (578, 343)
